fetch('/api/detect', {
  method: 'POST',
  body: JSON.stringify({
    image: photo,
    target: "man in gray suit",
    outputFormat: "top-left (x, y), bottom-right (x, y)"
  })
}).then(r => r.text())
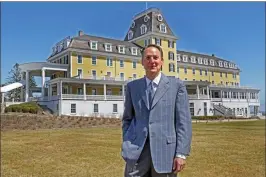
top-left (121, 44), bottom-right (192, 177)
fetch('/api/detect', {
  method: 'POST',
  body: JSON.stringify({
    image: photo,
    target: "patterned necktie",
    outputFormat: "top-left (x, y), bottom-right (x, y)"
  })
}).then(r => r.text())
top-left (147, 81), bottom-right (155, 109)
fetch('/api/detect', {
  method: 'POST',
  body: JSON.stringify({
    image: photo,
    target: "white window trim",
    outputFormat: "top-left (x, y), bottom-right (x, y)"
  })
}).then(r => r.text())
top-left (176, 54), bottom-right (181, 61)
top-left (77, 68), bottom-right (83, 78)
top-left (219, 61), bottom-right (223, 67)
top-left (198, 57), bottom-right (203, 64)
top-left (159, 23), bottom-right (167, 33)
top-left (190, 56), bottom-right (196, 63)
top-left (132, 73), bottom-right (137, 79)
top-left (77, 55), bottom-right (83, 64)
top-left (105, 43), bottom-right (112, 52)
top-left (119, 59), bottom-right (124, 68)
top-left (91, 70), bottom-right (97, 78)
top-left (140, 24), bottom-right (147, 35)
top-left (182, 55), bottom-right (188, 62)
top-left (91, 56), bottom-right (97, 65)
top-left (120, 72), bottom-right (125, 80)
top-left (210, 59), bottom-right (215, 66)
top-left (106, 57), bottom-right (113, 67)
top-left (128, 31), bottom-right (133, 40)
top-left (90, 41), bottom-right (98, 50)
top-left (118, 45), bottom-right (125, 54)
top-left (131, 47), bottom-right (138, 55)
top-left (203, 58), bottom-right (208, 65)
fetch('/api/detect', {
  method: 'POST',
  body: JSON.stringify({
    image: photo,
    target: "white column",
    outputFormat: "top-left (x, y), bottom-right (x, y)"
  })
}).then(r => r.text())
top-left (57, 82), bottom-right (60, 96)
top-left (196, 85), bottom-right (199, 99)
top-left (2, 93), bottom-right (4, 104)
top-left (210, 90), bottom-right (212, 100)
top-left (83, 83), bottom-right (86, 100)
top-left (206, 86), bottom-right (210, 99)
top-left (60, 81), bottom-right (62, 99)
top-left (20, 72), bottom-right (24, 102)
top-left (104, 84), bottom-right (107, 100)
top-left (122, 85), bottom-right (125, 100)
top-left (25, 71), bottom-right (29, 102)
top-left (41, 69), bottom-right (46, 97)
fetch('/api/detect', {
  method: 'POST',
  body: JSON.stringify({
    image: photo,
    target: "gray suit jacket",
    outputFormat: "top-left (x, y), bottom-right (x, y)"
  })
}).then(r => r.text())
top-left (121, 73), bottom-right (192, 173)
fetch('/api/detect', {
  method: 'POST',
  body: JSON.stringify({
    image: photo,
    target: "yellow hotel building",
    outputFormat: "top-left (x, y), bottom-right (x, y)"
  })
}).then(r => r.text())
top-left (17, 7), bottom-right (260, 117)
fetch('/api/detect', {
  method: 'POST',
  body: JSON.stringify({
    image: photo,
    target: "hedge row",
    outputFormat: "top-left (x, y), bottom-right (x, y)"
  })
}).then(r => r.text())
top-left (191, 115), bottom-right (224, 120)
top-left (5, 102), bottom-right (42, 114)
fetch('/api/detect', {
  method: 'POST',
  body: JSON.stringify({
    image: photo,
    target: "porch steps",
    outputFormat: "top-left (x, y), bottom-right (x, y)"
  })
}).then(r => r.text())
top-left (38, 104), bottom-right (54, 116)
top-left (213, 104), bottom-right (234, 117)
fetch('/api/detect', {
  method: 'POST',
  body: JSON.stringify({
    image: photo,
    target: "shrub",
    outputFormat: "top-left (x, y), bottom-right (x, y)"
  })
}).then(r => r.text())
top-left (192, 115), bottom-right (223, 120)
top-left (5, 102), bottom-right (41, 114)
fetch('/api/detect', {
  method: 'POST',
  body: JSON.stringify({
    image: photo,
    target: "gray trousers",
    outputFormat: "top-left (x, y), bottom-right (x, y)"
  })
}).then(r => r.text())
top-left (124, 139), bottom-right (177, 177)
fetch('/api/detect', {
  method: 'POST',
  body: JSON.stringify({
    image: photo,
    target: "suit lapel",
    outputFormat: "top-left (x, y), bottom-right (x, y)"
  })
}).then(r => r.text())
top-left (139, 78), bottom-right (149, 110)
top-left (151, 74), bottom-right (169, 110)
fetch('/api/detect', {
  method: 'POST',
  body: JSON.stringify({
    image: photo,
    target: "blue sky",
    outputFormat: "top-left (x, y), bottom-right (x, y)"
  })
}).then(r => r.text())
top-left (1, 2), bottom-right (265, 110)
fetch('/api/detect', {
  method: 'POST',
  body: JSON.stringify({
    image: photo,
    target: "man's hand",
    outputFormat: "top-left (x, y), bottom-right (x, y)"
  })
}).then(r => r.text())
top-left (173, 157), bottom-right (186, 174)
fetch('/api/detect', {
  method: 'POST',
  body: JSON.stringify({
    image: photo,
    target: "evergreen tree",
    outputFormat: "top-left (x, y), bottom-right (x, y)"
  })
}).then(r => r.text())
top-left (5, 63), bottom-right (37, 101)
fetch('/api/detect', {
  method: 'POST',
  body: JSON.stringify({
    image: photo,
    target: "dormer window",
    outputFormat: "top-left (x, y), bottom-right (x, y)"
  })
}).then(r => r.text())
top-left (198, 57), bottom-right (203, 64)
top-left (182, 55), bottom-right (188, 62)
top-left (190, 56), bottom-right (196, 63)
top-left (168, 52), bottom-right (174, 60)
top-left (128, 31), bottom-right (133, 40)
top-left (118, 45), bottom-right (125, 54)
top-left (105, 43), bottom-right (112, 52)
top-left (140, 25), bottom-right (147, 35)
top-left (210, 59), bottom-right (215, 66)
top-left (144, 15), bottom-right (149, 22)
top-left (131, 47), bottom-right (137, 55)
top-left (219, 61), bottom-right (223, 67)
top-left (176, 54), bottom-right (181, 61)
top-left (157, 14), bottom-right (163, 21)
top-left (91, 41), bottom-right (98, 50)
top-left (224, 62), bottom-right (228, 68)
top-left (203, 58), bottom-right (208, 65)
top-left (160, 23), bottom-right (167, 33)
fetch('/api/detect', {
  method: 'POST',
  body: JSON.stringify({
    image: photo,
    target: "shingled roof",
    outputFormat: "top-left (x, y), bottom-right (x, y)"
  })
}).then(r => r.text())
top-left (124, 7), bottom-right (177, 41)
top-left (69, 34), bottom-right (143, 57)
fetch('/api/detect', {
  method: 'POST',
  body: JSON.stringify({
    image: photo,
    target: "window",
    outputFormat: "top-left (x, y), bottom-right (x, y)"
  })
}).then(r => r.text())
top-left (204, 58), bottom-right (208, 65)
top-left (182, 55), bottom-right (188, 62)
top-left (155, 38), bottom-right (161, 46)
top-left (225, 73), bottom-right (227, 78)
top-left (113, 104), bottom-right (118, 113)
top-left (66, 55), bottom-right (69, 64)
top-left (120, 60), bottom-right (124, 67)
top-left (220, 72), bottom-right (222, 77)
top-left (77, 88), bottom-right (83, 95)
top-left (176, 67), bottom-right (179, 73)
top-left (198, 57), bottom-right (203, 64)
top-left (169, 52), bottom-right (174, 60)
top-left (140, 25), bottom-right (147, 35)
top-left (131, 47), bottom-right (137, 55)
top-left (169, 63), bottom-right (175, 72)
top-left (212, 81), bottom-right (214, 84)
top-left (192, 68), bottom-right (195, 75)
top-left (77, 69), bottom-right (82, 78)
top-left (128, 31), bottom-right (133, 40)
top-left (105, 43), bottom-right (112, 52)
top-left (205, 69), bottom-right (208, 76)
top-left (212, 71), bottom-right (214, 76)
top-left (224, 62), bottom-right (228, 68)
top-left (92, 88), bottom-right (96, 95)
top-left (200, 69), bottom-right (202, 75)
top-left (107, 89), bottom-right (112, 95)
top-left (132, 74), bottom-right (137, 79)
top-left (176, 54), bottom-right (181, 61)
top-left (92, 70), bottom-right (96, 79)
top-left (106, 72), bottom-right (111, 77)
top-left (92, 56), bottom-right (97, 65)
top-left (132, 61), bottom-right (136, 69)
top-left (77, 55), bottom-right (82, 64)
top-left (184, 67), bottom-right (187, 74)
top-left (93, 104), bottom-right (98, 113)
top-left (219, 61), bottom-right (223, 67)
top-left (190, 103), bottom-right (194, 116)
top-left (144, 39), bottom-right (151, 46)
top-left (190, 56), bottom-right (196, 63)
top-left (120, 73), bottom-right (124, 80)
top-left (160, 23), bottom-right (167, 33)
top-left (91, 41), bottom-right (98, 50)
top-left (106, 57), bottom-right (113, 66)
top-left (118, 46), bottom-right (125, 54)
top-left (71, 104), bottom-right (76, 113)
top-left (210, 59), bottom-right (214, 66)
top-left (168, 40), bottom-right (174, 48)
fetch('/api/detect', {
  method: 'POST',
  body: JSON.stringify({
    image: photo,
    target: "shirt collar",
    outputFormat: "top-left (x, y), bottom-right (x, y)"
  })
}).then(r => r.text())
top-left (145, 72), bottom-right (161, 86)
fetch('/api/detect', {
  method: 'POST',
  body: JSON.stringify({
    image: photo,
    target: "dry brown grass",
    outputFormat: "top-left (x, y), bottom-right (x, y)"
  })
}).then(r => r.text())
top-left (1, 115), bottom-right (265, 177)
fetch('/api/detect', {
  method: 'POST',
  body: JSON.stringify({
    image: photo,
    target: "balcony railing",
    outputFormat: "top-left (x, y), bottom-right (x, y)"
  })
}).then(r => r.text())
top-left (77, 75), bottom-right (137, 82)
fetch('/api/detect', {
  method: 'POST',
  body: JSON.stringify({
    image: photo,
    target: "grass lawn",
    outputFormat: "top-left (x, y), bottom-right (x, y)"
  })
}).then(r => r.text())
top-left (1, 120), bottom-right (265, 177)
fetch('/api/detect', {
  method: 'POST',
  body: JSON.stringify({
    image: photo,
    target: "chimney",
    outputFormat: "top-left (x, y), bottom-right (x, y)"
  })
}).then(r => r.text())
top-left (211, 54), bottom-right (215, 57)
top-left (78, 30), bottom-right (84, 36)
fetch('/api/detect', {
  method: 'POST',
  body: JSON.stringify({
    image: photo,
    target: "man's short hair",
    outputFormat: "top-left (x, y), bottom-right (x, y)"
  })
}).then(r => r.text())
top-left (141, 44), bottom-right (164, 60)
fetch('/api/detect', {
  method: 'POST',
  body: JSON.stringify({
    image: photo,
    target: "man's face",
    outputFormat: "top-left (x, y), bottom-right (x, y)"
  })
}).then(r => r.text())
top-left (142, 46), bottom-right (164, 75)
